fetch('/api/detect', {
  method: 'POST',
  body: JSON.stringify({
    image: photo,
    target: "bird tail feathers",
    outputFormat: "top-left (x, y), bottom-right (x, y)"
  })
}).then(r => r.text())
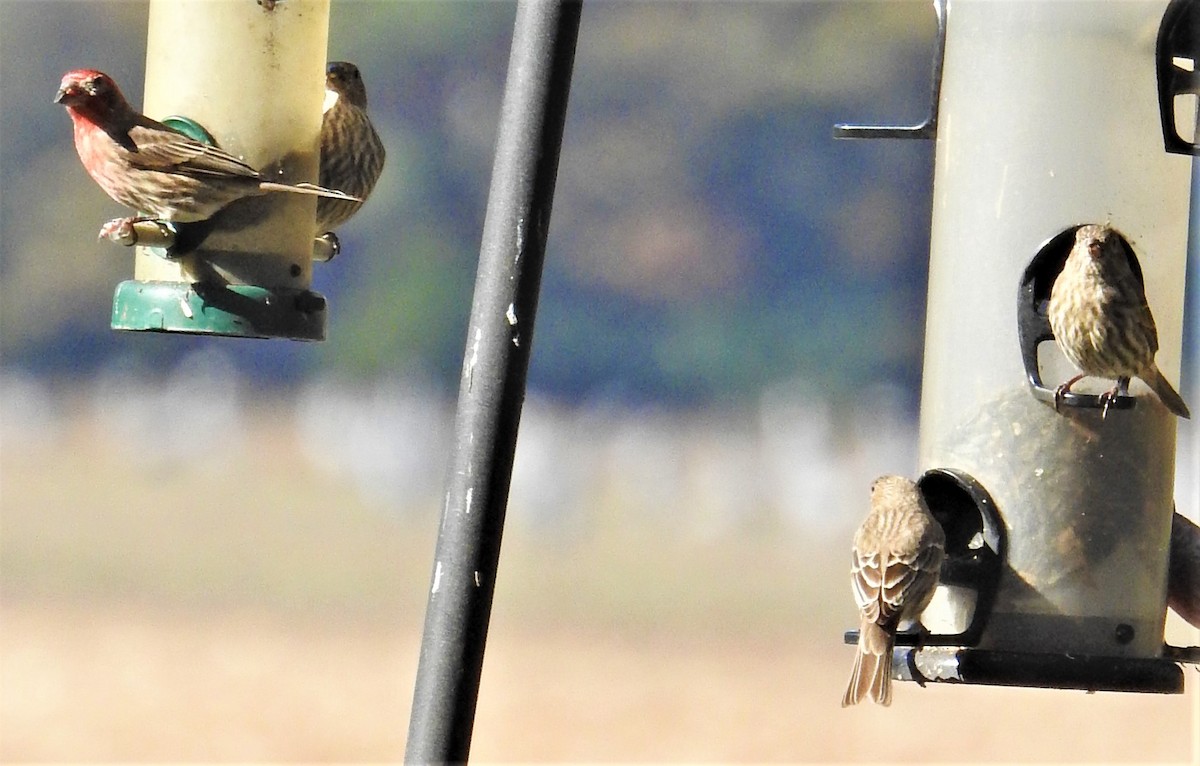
top-left (842, 622), bottom-right (894, 707)
top-left (259, 181), bottom-right (362, 202)
top-left (1146, 365), bottom-right (1191, 419)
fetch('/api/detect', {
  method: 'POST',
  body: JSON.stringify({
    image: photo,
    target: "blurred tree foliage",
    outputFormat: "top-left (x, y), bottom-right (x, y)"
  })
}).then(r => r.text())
top-left (1, 0), bottom-right (935, 409)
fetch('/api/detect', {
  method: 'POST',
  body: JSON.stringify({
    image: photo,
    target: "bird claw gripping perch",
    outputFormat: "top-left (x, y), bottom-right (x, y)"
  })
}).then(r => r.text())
top-left (98, 217), bottom-right (178, 250)
top-left (1097, 377), bottom-right (1132, 420)
top-left (1052, 374), bottom-right (1088, 414)
top-left (905, 645), bottom-right (930, 688)
top-left (98, 216), bottom-right (138, 244)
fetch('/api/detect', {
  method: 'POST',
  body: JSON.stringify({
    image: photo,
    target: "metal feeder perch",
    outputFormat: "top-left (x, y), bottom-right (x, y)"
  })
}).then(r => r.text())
top-left (838, 0), bottom-right (1198, 695)
top-left (108, 0), bottom-right (333, 341)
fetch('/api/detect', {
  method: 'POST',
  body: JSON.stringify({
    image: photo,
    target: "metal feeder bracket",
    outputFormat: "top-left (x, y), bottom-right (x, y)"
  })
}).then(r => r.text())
top-left (833, 0), bottom-right (946, 140)
top-left (917, 468), bottom-right (1005, 646)
top-left (1156, 0), bottom-right (1199, 156)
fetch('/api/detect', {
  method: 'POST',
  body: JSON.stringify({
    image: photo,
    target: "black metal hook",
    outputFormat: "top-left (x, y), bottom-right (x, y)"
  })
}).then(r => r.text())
top-left (1156, 0), bottom-right (1199, 156)
top-left (916, 468), bottom-right (1004, 647)
top-left (833, 0), bottom-right (946, 140)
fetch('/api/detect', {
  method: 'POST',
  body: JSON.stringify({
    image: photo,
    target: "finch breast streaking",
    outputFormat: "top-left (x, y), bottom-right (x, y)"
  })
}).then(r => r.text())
top-left (1047, 224), bottom-right (1190, 419)
top-left (55, 69), bottom-right (359, 230)
top-left (317, 61), bottom-right (386, 233)
top-left (843, 475), bottom-right (945, 707)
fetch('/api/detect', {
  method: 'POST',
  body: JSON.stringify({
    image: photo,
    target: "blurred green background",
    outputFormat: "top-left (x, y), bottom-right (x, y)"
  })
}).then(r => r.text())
top-left (1, 0), bottom-right (935, 403)
top-left (1, 1), bottom-right (1197, 761)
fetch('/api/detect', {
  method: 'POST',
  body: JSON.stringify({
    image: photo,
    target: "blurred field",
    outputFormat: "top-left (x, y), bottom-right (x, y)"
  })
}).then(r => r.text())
top-left (4, 606), bottom-right (1197, 763)
top-left (1, 387), bottom-right (1197, 762)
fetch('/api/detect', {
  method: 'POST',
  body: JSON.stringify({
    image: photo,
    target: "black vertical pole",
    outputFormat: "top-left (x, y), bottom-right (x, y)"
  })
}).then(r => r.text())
top-left (404, 2), bottom-right (581, 763)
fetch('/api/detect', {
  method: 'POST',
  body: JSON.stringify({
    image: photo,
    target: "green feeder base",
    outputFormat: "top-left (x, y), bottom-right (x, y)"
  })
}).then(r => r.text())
top-left (111, 280), bottom-right (326, 341)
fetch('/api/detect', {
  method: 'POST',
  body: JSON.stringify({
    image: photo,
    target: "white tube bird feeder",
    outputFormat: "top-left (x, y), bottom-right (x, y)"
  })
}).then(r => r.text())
top-left (839, 0), bottom-right (1198, 694)
top-left (111, 0), bottom-right (332, 340)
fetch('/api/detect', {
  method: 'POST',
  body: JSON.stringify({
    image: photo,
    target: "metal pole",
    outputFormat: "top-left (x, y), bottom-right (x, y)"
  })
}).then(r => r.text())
top-left (404, 2), bottom-right (581, 763)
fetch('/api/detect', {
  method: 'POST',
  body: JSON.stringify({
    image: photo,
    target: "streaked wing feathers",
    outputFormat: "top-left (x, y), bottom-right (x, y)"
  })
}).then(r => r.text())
top-left (125, 120), bottom-right (262, 180)
top-left (852, 538), bottom-right (944, 626)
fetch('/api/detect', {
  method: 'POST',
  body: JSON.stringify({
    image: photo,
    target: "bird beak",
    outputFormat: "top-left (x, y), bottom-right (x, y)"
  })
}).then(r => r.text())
top-left (54, 80), bottom-right (96, 105)
top-left (53, 83), bottom-right (80, 104)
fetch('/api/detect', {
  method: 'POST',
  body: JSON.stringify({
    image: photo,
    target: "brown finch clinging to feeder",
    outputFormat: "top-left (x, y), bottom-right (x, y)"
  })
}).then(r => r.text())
top-left (1169, 511), bottom-right (1200, 629)
top-left (843, 475), bottom-right (945, 707)
top-left (1047, 224), bottom-right (1190, 419)
top-left (316, 61), bottom-right (385, 233)
top-left (55, 68), bottom-right (359, 238)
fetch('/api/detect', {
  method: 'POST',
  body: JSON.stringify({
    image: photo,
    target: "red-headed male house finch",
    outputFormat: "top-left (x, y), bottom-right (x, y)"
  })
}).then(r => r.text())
top-left (843, 475), bottom-right (945, 707)
top-left (55, 69), bottom-right (359, 236)
top-left (1047, 224), bottom-right (1191, 419)
top-left (316, 61), bottom-right (385, 233)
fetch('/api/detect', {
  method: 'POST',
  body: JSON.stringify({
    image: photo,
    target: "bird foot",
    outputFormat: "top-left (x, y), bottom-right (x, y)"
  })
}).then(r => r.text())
top-left (1053, 374), bottom-right (1085, 413)
top-left (1099, 390), bottom-right (1116, 419)
top-left (905, 648), bottom-right (928, 687)
top-left (902, 624), bottom-right (933, 687)
top-left (1098, 378), bottom-right (1129, 420)
top-left (98, 216), bottom-right (166, 247)
top-left (98, 217), bottom-right (140, 245)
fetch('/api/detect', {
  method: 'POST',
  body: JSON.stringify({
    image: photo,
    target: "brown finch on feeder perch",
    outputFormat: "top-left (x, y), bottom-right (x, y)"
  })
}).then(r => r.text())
top-left (55, 68), bottom-right (360, 242)
top-left (316, 61), bottom-right (385, 234)
top-left (843, 475), bottom-right (946, 707)
top-left (1047, 224), bottom-right (1190, 419)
